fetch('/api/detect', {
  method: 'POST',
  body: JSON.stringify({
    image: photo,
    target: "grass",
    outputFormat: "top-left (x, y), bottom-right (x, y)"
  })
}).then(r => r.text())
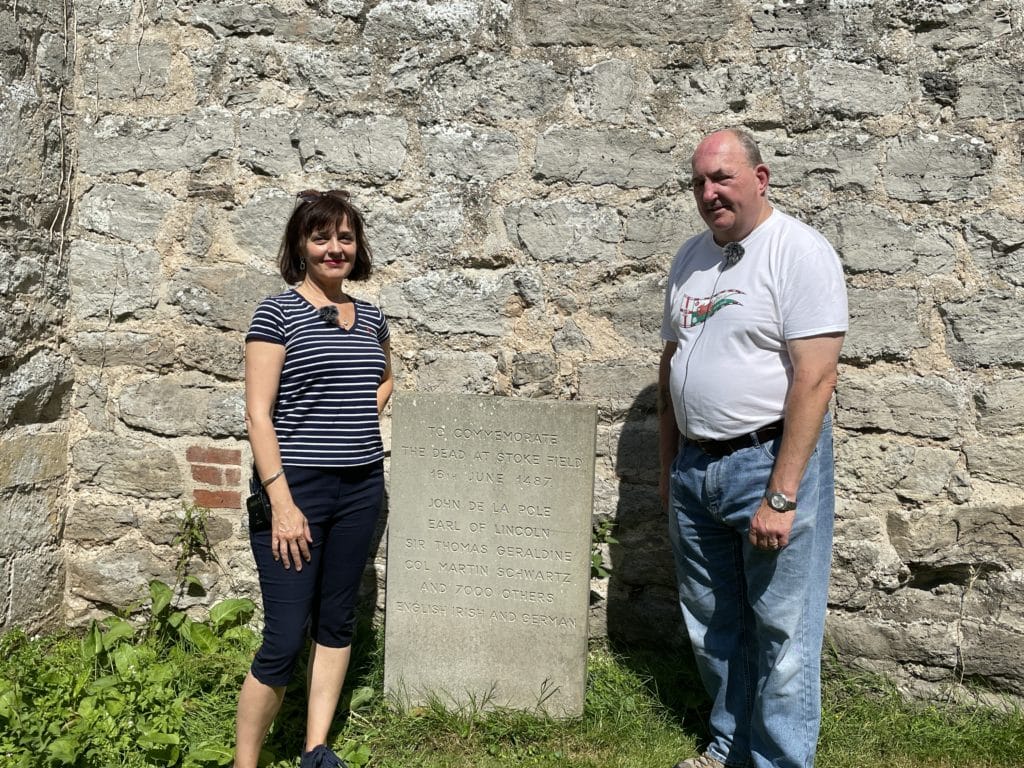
top-left (1, 597), bottom-right (1022, 768)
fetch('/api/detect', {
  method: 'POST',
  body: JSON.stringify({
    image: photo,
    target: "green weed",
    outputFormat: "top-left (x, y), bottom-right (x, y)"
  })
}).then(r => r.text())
top-left (2, 606), bottom-right (1022, 768)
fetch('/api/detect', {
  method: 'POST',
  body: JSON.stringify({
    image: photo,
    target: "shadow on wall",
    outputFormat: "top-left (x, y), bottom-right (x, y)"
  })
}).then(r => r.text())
top-left (605, 385), bottom-right (708, 726)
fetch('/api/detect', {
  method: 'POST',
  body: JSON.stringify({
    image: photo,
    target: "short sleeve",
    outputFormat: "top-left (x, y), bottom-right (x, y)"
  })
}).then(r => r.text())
top-left (246, 298), bottom-right (286, 345)
top-left (376, 311), bottom-right (391, 345)
top-left (779, 240), bottom-right (848, 340)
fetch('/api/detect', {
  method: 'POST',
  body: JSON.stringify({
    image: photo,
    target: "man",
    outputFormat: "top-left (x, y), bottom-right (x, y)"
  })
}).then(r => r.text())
top-left (659, 128), bottom-right (847, 768)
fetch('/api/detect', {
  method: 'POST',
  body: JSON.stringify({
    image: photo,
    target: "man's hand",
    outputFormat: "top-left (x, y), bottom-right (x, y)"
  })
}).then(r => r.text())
top-left (748, 500), bottom-right (794, 551)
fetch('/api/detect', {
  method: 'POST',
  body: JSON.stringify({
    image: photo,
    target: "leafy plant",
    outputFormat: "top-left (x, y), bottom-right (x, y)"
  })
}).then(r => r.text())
top-left (590, 519), bottom-right (619, 579)
top-left (174, 502), bottom-right (218, 593)
top-left (0, 582), bottom-right (255, 767)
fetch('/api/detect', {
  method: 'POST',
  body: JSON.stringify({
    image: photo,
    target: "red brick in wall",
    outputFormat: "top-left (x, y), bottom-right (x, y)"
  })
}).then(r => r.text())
top-left (187, 443), bottom-right (244, 509)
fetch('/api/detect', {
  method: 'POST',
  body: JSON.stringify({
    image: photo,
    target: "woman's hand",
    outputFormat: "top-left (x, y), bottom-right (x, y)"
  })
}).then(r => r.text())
top-left (271, 500), bottom-right (313, 570)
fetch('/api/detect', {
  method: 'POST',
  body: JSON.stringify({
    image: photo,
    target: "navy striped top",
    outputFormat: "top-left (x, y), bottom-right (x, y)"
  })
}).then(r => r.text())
top-left (245, 289), bottom-right (390, 467)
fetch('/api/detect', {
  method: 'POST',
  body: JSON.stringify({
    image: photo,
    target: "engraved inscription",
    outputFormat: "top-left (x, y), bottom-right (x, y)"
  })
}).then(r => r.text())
top-left (385, 393), bottom-right (597, 715)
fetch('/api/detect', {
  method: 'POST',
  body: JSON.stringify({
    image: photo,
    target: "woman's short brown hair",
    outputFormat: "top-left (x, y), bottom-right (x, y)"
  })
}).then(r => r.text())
top-left (278, 189), bottom-right (373, 284)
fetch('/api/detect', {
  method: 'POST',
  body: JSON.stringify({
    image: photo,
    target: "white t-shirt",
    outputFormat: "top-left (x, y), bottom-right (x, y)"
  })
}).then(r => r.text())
top-left (660, 208), bottom-right (848, 441)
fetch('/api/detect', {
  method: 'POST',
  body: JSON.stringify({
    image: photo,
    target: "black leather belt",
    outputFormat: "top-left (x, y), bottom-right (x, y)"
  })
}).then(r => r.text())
top-left (690, 420), bottom-right (784, 458)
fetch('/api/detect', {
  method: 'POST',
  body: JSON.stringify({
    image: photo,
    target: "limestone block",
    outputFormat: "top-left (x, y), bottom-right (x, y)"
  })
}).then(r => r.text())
top-left (66, 539), bottom-right (176, 609)
top-left (420, 55), bottom-right (566, 122)
top-left (552, 319), bottom-right (590, 355)
top-left (380, 269), bottom-right (518, 336)
top-left (72, 433), bottom-right (182, 499)
top-left (69, 241), bottom-right (160, 321)
top-left (287, 46), bottom-right (373, 101)
top-left (882, 133), bottom-right (993, 203)
top-left (0, 349), bottom-right (72, 427)
top-left (72, 331), bottom-right (176, 369)
top-left (819, 204), bottom-right (955, 275)
top-left (603, 418), bottom-right (658, 484)
top-left (178, 329), bottom-right (245, 380)
top-left (0, 487), bottom-right (61, 552)
top-left (622, 200), bottom-right (702, 262)
top-left (888, 505), bottom-right (1023, 595)
top-left (964, 210), bottom-right (1024, 288)
top-left (588, 273), bottom-right (678, 350)
top-left (7, 548), bottom-right (62, 631)
top-left (73, 374), bottom-right (112, 432)
top-left (961, 621), bottom-right (1024, 695)
top-left (975, 377), bottom-right (1024, 436)
top-left (75, 0), bottom-right (137, 37)
top-left (750, 3), bottom-right (811, 48)
top-left (887, 507), bottom-right (960, 562)
top-left (964, 437), bottom-right (1024, 486)
top-left (504, 199), bottom-right (620, 264)
top-left (187, 1), bottom-right (289, 39)
top-left (422, 124), bottom-right (519, 182)
top-left (296, 115), bottom-right (408, 181)
top-left (844, 287), bottom-right (927, 363)
top-left (0, 242), bottom-right (45, 298)
top-left (832, 500), bottom-right (907, 600)
top-left (779, 59), bottom-right (910, 120)
top-left (228, 189), bottom-right (295, 261)
top-left (63, 502), bottom-right (137, 546)
top-left (651, 65), bottom-right (771, 120)
top-left (0, 431), bottom-right (68, 489)
top-left (409, 351), bottom-right (497, 394)
top-left (520, 0), bottom-right (729, 46)
top-left (956, 60), bottom-right (1024, 121)
top-left (118, 372), bottom-right (245, 438)
top-left (837, 434), bottom-right (938, 499)
top-left (941, 292), bottom-right (1024, 368)
top-left (577, 361), bottom-right (657, 420)
top-left (510, 352), bottom-right (557, 396)
top-left (169, 264), bottom-right (285, 333)
top-left (80, 41), bottom-right (171, 101)
top-left (77, 183), bottom-right (176, 242)
top-left (535, 127), bottom-right (679, 190)
top-left (835, 373), bottom-right (961, 439)
top-left (827, 609), bottom-right (959, 670)
top-left (364, 0), bottom-right (508, 48)
top-left (573, 59), bottom-right (640, 125)
top-left (238, 108), bottom-right (301, 177)
top-left (608, 510), bottom-right (676, 589)
top-left (894, 447), bottom-right (960, 504)
top-left (910, 0), bottom-right (1014, 52)
top-left (365, 192), bottom-right (465, 266)
top-left (184, 204), bottom-right (215, 259)
top-left (770, 137), bottom-right (880, 193)
top-left (78, 109), bottom-right (234, 174)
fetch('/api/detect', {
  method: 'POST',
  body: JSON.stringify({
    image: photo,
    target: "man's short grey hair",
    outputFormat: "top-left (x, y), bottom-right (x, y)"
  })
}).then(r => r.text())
top-left (723, 128), bottom-right (763, 167)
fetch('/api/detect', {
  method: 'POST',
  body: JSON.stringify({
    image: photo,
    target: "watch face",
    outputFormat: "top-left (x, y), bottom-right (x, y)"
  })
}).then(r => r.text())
top-left (767, 492), bottom-right (793, 511)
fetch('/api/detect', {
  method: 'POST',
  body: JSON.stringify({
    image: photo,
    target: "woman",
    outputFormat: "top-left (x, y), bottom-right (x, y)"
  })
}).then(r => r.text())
top-left (235, 189), bottom-right (393, 768)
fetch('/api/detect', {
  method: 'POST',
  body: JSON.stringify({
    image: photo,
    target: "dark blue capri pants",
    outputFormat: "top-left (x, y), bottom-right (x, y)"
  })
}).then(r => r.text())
top-left (249, 461), bottom-right (384, 687)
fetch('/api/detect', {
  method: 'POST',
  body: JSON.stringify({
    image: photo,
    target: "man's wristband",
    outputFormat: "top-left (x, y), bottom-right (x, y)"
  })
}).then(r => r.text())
top-left (261, 468), bottom-right (285, 488)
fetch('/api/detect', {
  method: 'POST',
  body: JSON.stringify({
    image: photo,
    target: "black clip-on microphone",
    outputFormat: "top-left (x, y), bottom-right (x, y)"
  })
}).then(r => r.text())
top-left (722, 242), bottom-right (744, 269)
top-left (317, 305), bottom-right (339, 324)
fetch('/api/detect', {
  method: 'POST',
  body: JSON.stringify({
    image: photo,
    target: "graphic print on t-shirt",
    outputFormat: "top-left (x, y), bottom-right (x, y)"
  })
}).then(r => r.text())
top-left (680, 290), bottom-right (744, 329)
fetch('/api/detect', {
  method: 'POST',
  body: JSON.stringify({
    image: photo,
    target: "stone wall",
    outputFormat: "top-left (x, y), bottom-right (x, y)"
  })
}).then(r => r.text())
top-left (2, 0), bottom-right (1022, 700)
top-left (1, 0), bottom-right (74, 632)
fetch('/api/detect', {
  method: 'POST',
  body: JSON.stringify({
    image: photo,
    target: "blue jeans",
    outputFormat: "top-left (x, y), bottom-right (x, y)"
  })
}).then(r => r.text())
top-left (668, 417), bottom-right (834, 768)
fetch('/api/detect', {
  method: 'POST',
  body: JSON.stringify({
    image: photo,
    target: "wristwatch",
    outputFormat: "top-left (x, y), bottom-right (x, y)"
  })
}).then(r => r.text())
top-left (765, 491), bottom-right (797, 512)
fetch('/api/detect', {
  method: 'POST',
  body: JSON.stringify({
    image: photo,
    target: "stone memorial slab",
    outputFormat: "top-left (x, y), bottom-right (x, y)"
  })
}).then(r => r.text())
top-left (384, 392), bottom-right (597, 716)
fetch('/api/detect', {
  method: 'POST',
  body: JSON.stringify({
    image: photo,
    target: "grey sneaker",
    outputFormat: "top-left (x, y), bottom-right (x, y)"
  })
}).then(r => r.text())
top-left (299, 744), bottom-right (348, 768)
top-left (673, 754), bottom-right (726, 768)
